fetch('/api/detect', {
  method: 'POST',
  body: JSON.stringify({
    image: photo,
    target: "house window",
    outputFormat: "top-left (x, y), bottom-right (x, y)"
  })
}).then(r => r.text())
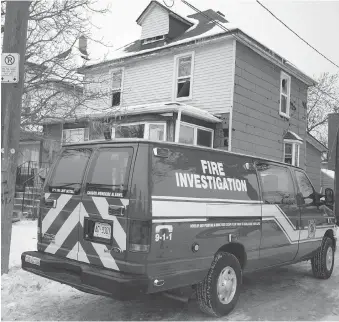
top-left (284, 142), bottom-right (300, 166)
top-left (178, 122), bottom-right (213, 148)
top-left (280, 71), bottom-right (291, 118)
top-left (111, 69), bottom-right (123, 107)
top-left (174, 52), bottom-right (194, 100)
top-left (62, 128), bottom-right (89, 143)
top-left (112, 122), bottom-right (166, 141)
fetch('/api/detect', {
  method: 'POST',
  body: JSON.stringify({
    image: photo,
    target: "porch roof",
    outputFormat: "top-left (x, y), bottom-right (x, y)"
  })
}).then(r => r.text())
top-left (43, 102), bottom-right (222, 125)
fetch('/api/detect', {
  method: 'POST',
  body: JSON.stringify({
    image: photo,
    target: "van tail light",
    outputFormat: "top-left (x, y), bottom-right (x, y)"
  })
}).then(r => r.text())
top-left (129, 220), bottom-right (151, 253)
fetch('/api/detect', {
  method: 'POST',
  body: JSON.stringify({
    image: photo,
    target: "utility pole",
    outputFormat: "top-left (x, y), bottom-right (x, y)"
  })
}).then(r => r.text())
top-left (335, 126), bottom-right (339, 224)
top-left (1, 1), bottom-right (30, 275)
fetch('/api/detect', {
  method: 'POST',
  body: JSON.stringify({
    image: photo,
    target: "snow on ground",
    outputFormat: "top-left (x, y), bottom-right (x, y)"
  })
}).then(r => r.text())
top-left (1, 220), bottom-right (339, 321)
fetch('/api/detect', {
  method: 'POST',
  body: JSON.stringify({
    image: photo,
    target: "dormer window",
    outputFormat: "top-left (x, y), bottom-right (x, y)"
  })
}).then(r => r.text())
top-left (142, 35), bottom-right (165, 45)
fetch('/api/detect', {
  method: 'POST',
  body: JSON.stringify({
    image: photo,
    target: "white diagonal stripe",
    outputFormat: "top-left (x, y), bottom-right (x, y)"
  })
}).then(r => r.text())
top-left (66, 241), bottom-right (78, 260)
top-left (152, 200), bottom-right (262, 218)
top-left (44, 203), bottom-right (81, 254)
top-left (120, 198), bottom-right (129, 207)
top-left (92, 197), bottom-right (126, 251)
top-left (42, 194), bottom-right (73, 234)
top-left (91, 243), bottom-right (119, 270)
top-left (78, 242), bottom-right (90, 263)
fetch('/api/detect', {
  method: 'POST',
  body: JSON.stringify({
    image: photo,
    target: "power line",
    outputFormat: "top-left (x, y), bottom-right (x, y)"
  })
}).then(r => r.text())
top-left (256, 0), bottom-right (339, 70)
top-left (179, 0), bottom-right (339, 105)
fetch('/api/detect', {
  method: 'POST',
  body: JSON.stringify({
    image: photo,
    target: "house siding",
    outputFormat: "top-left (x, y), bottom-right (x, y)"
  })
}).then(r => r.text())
top-left (84, 38), bottom-right (235, 116)
top-left (232, 42), bottom-right (308, 168)
top-left (306, 141), bottom-right (321, 192)
top-left (140, 5), bottom-right (169, 40)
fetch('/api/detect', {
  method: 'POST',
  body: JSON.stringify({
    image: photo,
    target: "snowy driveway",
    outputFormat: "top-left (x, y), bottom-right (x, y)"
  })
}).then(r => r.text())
top-left (2, 220), bottom-right (339, 321)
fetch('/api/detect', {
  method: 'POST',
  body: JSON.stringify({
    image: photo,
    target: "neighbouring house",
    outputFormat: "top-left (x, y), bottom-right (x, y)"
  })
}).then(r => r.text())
top-left (320, 113), bottom-right (338, 193)
top-left (42, 1), bottom-right (323, 186)
top-left (304, 133), bottom-right (328, 192)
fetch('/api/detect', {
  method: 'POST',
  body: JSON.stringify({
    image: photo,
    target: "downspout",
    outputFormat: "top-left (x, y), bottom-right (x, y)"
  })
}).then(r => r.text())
top-left (175, 107), bottom-right (182, 143)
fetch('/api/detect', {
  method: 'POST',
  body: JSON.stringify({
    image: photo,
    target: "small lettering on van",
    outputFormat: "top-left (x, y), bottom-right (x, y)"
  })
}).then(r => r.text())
top-left (190, 221), bottom-right (260, 228)
top-left (51, 188), bottom-right (74, 194)
top-left (86, 191), bottom-right (123, 198)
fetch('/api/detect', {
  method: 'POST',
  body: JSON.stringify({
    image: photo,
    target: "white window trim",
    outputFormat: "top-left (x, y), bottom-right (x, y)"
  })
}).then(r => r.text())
top-left (142, 35), bottom-right (165, 45)
top-left (110, 67), bottom-right (124, 107)
top-left (111, 121), bottom-right (167, 141)
top-left (283, 140), bottom-right (301, 166)
top-left (179, 121), bottom-right (214, 148)
top-left (62, 127), bottom-right (89, 143)
top-left (279, 71), bottom-right (291, 119)
top-left (172, 51), bottom-right (195, 101)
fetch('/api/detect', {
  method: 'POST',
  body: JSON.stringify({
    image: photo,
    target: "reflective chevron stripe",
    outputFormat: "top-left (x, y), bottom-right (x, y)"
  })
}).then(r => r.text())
top-left (40, 194), bottom-right (127, 271)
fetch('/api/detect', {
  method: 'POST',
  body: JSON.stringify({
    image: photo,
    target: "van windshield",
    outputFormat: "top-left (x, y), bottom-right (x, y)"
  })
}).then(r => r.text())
top-left (85, 148), bottom-right (133, 198)
top-left (48, 148), bottom-right (92, 192)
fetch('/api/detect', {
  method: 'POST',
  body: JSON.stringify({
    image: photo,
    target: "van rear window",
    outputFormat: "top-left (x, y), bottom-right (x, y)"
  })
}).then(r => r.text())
top-left (48, 148), bottom-right (92, 193)
top-left (86, 148), bottom-right (133, 198)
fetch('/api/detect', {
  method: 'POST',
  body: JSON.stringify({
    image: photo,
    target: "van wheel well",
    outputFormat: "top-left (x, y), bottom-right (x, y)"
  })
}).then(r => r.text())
top-left (324, 229), bottom-right (336, 251)
top-left (217, 243), bottom-right (247, 270)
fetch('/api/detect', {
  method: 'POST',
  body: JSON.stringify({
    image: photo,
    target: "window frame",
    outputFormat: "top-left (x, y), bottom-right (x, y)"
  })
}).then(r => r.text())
top-left (110, 67), bottom-right (124, 107)
top-left (256, 162), bottom-right (296, 205)
top-left (279, 71), bottom-right (291, 119)
top-left (62, 127), bottom-right (89, 144)
top-left (111, 121), bottom-right (167, 141)
top-left (173, 51), bottom-right (195, 101)
top-left (283, 139), bottom-right (301, 166)
top-left (178, 121), bottom-right (214, 148)
top-left (294, 169), bottom-right (315, 205)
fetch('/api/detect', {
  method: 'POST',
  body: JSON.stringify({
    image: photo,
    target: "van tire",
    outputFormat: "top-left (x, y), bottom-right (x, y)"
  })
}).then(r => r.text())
top-left (196, 252), bottom-right (242, 317)
top-left (311, 237), bottom-right (334, 279)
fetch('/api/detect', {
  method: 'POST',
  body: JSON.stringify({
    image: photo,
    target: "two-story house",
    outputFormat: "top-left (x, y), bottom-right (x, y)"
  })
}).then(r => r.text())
top-left (43, 0), bottom-right (326, 189)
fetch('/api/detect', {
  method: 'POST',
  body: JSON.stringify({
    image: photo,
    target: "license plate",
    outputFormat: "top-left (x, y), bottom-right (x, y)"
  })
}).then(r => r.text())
top-left (93, 222), bottom-right (112, 239)
top-left (25, 255), bottom-right (41, 266)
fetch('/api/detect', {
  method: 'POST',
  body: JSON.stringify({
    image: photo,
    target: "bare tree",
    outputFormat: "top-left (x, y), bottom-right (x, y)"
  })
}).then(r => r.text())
top-left (1, 0), bottom-right (112, 130)
top-left (307, 72), bottom-right (339, 146)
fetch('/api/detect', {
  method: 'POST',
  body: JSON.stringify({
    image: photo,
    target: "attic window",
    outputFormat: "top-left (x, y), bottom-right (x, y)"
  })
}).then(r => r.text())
top-left (279, 71), bottom-right (291, 118)
top-left (142, 35), bottom-right (165, 45)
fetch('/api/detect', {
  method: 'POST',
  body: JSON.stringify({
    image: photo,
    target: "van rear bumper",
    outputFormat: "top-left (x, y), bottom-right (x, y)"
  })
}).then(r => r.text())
top-left (21, 251), bottom-right (148, 300)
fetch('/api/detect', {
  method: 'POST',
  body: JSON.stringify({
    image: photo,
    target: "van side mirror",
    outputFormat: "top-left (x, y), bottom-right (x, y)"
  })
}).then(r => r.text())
top-left (325, 188), bottom-right (334, 206)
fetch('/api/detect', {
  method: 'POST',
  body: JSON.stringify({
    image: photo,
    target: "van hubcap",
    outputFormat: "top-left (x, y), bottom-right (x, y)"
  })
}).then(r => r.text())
top-left (326, 246), bottom-right (333, 271)
top-left (217, 266), bottom-right (237, 304)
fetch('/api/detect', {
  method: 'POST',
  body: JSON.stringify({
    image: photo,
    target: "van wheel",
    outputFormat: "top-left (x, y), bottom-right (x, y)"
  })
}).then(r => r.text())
top-left (311, 237), bottom-right (335, 279)
top-left (196, 252), bottom-right (242, 317)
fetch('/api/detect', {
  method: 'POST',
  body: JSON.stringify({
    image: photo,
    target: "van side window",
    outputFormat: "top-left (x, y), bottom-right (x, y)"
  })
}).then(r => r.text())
top-left (257, 163), bottom-right (295, 204)
top-left (49, 148), bottom-right (92, 191)
top-left (294, 170), bottom-right (314, 205)
top-left (86, 148), bottom-right (133, 196)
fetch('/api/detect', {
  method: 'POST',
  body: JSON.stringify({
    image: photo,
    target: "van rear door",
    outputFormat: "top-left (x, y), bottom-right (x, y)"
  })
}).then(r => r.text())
top-left (39, 148), bottom-right (92, 260)
top-left (78, 144), bottom-right (136, 271)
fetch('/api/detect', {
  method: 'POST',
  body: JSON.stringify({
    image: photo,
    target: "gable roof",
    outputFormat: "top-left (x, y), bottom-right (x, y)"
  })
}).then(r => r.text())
top-left (79, 3), bottom-right (315, 86)
top-left (284, 130), bottom-right (303, 142)
top-left (136, 0), bottom-right (193, 27)
top-left (306, 132), bottom-right (328, 152)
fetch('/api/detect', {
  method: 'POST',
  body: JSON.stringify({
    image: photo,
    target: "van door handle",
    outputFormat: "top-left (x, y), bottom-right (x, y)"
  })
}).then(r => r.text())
top-left (45, 198), bottom-right (57, 208)
top-left (108, 205), bottom-right (125, 216)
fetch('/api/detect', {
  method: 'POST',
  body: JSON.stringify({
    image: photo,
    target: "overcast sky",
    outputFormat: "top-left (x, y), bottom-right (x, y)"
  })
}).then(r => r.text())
top-left (88, 0), bottom-right (339, 80)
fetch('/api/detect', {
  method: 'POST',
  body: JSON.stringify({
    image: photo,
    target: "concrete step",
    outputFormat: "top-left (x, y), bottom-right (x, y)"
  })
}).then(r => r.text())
top-left (13, 203), bottom-right (39, 212)
top-left (14, 197), bottom-right (40, 206)
top-left (15, 191), bottom-right (42, 199)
